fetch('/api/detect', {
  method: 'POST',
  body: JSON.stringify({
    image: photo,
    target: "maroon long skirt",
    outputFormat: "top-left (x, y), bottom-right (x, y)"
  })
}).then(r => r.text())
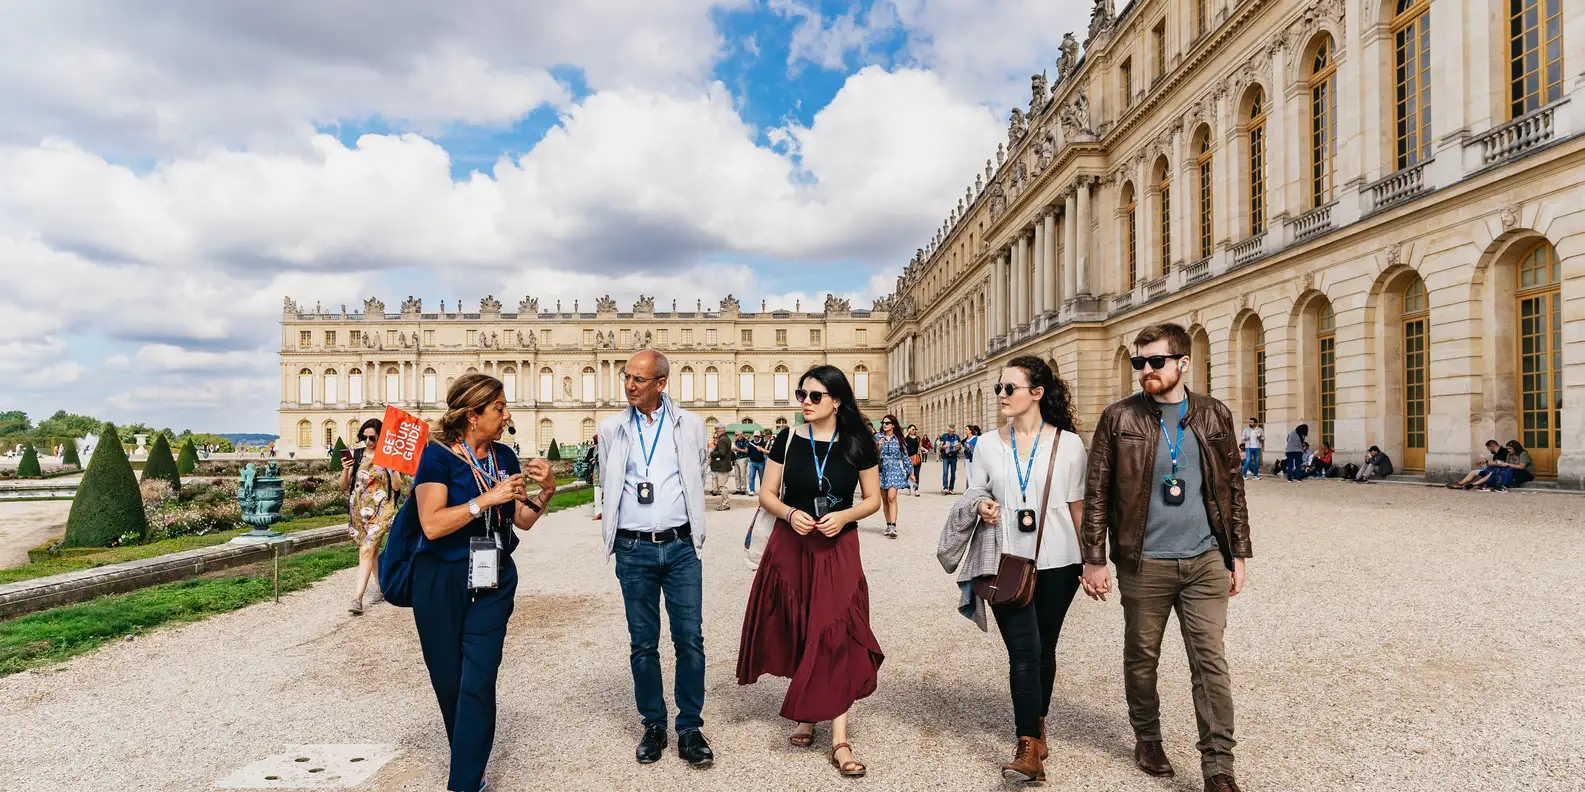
top-left (736, 519), bottom-right (885, 723)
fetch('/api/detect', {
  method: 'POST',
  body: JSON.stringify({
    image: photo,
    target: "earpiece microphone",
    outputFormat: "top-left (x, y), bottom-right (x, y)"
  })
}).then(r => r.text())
top-left (506, 424), bottom-right (516, 436)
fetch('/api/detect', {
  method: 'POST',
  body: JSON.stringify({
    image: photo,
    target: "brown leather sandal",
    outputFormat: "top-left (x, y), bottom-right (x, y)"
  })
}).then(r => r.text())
top-left (829, 742), bottom-right (866, 777)
top-left (789, 724), bottom-right (815, 747)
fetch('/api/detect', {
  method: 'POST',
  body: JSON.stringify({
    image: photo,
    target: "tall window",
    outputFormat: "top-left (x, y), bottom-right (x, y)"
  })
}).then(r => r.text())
top-left (1196, 0), bottom-right (1208, 38)
top-left (620, 329), bottom-right (632, 346)
top-left (538, 420), bottom-right (554, 453)
top-left (1317, 304), bottom-right (1337, 445)
top-left (323, 422), bottom-right (336, 448)
top-left (1153, 22), bottom-right (1168, 82)
top-left (538, 367), bottom-right (554, 402)
top-left (540, 329), bottom-right (552, 347)
top-left (297, 369), bottom-right (313, 405)
top-left (1255, 327), bottom-right (1268, 425)
top-left (386, 329), bottom-right (397, 346)
top-left (348, 368), bottom-right (363, 404)
top-left (582, 329), bottom-right (594, 345)
top-left (325, 331), bottom-right (336, 347)
top-left (299, 330), bottom-right (312, 347)
top-left (502, 367), bottom-right (517, 402)
top-left (656, 329), bottom-right (668, 345)
top-left (1517, 241), bottom-right (1563, 476)
top-left (681, 329), bottom-right (694, 344)
top-left (704, 366), bottom-right (720, 402)
top-left (1158, 162), bottom-right (1173, 274)
top-left (854, 365), bottom-right (871, 401)
top-left (1248, 86), bottom-right (1267, 235)
top-left (1197, 136), bottom-right (1214, 260)
top-left (1402, 279), bottom-right (1429, 471)
top-left (385, 367), bottom-right (400, 403)
top-left (466, 330), bottom-right (477, 346)
top-left (1310, 37), bottom-right (1339, 207)
top-left (776, 329), bottom-right (788, 345)
top-left (856, 329), bottom-right (868, 346)
top-left (741, 329), bottom-right (752, 346)
top-left (1510, 0), bottom-right (1564, 117)
top-left (298, 420), bottom-right (311, 449)
top-left (323, 370), bottom-right (338, 404)
top-left (1123, 182), bottom-right (1138, 290)
top-left (739, 366), bottom-right (755, 401)
top-left (774, 365), bottom-right (790, 401)
top-left (1394, 0), bottom-right (1433, 168)
top-left (348, 329), bottom-right (361, 346)
top-left (810, 329), bottom-right (822, 345)
top-left (1121, 59), bottom-right (1134, 106)
top-left (581, 367), bottom-right (596, 401)
top-left (423, 368), bottom-right (437, 403)
top-left (680, 366), bottom-right (696, 402)
top-left (706, 329), bottom-right (718, 345)
top-left (581, 418), bottom-right (596, 444)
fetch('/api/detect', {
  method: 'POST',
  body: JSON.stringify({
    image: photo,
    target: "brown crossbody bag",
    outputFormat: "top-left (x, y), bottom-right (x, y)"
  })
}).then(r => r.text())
top-left (973, 428), bottom-right (1061, 608)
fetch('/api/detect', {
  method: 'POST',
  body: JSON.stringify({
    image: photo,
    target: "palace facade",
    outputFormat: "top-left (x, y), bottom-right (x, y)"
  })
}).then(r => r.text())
top-left (279, 294), bottom-right (889, 455)
top-left (884, 0), bottom-right (1584, 487)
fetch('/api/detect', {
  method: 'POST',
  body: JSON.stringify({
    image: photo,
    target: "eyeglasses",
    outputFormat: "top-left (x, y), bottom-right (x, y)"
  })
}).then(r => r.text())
top-left (361, 434), bottom-right (378, 442)
top-left (880, 420), bottom-right (893, 425)
top-left (794, 389), bottom-right (828, 405)
top-left (993, 383), bottom-right (1032, 397)
top-left (1130, 354), bottom-right (1187, 371)
top-left (621, 372), bottom-right (662, 386)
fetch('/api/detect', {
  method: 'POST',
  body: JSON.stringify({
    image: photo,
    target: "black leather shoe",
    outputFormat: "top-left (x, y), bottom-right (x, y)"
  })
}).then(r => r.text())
top-left (636, 724), bottom-right (667, 764)
top-left (678, 729), bottom-right (714, 767)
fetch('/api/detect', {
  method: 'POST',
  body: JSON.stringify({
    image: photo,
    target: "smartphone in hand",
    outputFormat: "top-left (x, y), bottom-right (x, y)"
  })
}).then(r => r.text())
top-left (339, 449), bottom-right (354, 466)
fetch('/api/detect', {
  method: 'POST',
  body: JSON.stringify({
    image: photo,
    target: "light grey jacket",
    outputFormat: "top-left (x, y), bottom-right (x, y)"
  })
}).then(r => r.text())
top-left (936, 483), bottom-right (1002, 631)
top-left (597, 395), bottom-right (709, 560)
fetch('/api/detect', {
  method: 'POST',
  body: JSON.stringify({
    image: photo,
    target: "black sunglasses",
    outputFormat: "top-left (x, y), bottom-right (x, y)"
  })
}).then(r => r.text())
top-left (361, 434), bottom-right (378, 442)
top-left (1131, 354), bottom-right (1186, 371)
top-left (794, 389), bottom-right (828, 405)
top-left (993, 383), bottom-right (1033, 397)
top-left (880, 420), bottom-right (893, 425)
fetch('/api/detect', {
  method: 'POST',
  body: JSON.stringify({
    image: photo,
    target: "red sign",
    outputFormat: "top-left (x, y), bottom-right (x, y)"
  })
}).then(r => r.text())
top-left (372, 405), bottom-right (429, 476)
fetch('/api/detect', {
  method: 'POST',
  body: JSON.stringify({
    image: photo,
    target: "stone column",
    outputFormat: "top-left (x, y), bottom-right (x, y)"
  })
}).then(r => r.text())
top-left (1033, 222), bottom-right (1047, 317)
top-left (1042, 211), bottom-right (1059, 311)
top-left (1010, 236), bottom-right (1025, 330)
top-left (1063, 190), bottom-right (1079, 299)
top-left (1076, 179), bottom-right (1093, 296)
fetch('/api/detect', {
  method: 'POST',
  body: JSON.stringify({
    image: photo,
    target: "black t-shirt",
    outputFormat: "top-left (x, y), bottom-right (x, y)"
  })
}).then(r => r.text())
top-left (1491, 447), bottom-right (1509, 463)
top-left (770, 426), bottom-right (878, 532)
top-left (747, 438), bottom-right (767, 463)
top-left (904, 436), bottom-right (921, 456)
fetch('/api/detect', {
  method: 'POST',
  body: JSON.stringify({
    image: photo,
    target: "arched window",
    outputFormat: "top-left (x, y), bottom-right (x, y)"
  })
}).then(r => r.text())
top-left (1122, 181), bottom-right (1138, 290)
top-left (1255, 325), bottom-right (1268, 424)
top-left (538, 419), bottom-right (554, 453)
top-left (1156, 158), bottom-right (1173, 274)
top-left (581, 418), bottom-right (596, 444)
top-left (1196, 132), bottom-right (1214, 260)
top-left (502, 366), bottom-right (517, 403)
top-left (323, 369), bottom-right (338, 404)
top-left (1309, 36), bottom-right (1338, 207)
top-left (385, 367), bottom-right (400, 403)
top-left (775, 416), bottom-right (789, 428)
top-left (1317, 303), bottom-right (1337, 445)
top-left (680, 366), bottom-right (696, 402)
top-left (298, 420), bottom-right (312, 449)
top-left (1247, 86), bottom-right (1267, 235)
top-left (1509, 0), bottom-right (1564, 117)
top-left (539, 367), bottom-right (554, 402)
top-left (774, 365), bottom-right (790, 402)
top-left (854, 365), bottom-right (871, 401)
top-left (1516, 241), bottom-right (1562, 477)
top-left (1402, 279), bottom-right (1430, 471)
top-left (297, 368), bottom-right (313, 405)
top-left (347, 420), bottom-right (359, 442)
top-left (705, 416), bottom-right (718, 434)
top-left (423, 367), bottom-right (438, 403)
top-left (739, 365), bottom-right (755, 402)
top-left (1393, 0), bottom-right (1432, 169)
top-left (704, 366), bottom-right (720, 403)
top-left (323, 421), bottom-right (337, 448)
top-left (581, 366), bottom-right (596, 402)
top-left (348, 367), bottom-right (363, 404)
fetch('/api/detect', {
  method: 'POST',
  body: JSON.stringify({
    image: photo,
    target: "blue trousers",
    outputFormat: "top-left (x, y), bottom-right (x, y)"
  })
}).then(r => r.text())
top-left (1242, 448), bottom-right (1262, 477)
top-left (412, 554), bottom-right (517, 792)
top-left (614, 535), bottom-right (706, 732)
top-left (748, 460), bottom-right (765, 494)
top-left (941, 456), bottom-right (959, 490)
top-left (1284, 452), bottom-right (1304, 481)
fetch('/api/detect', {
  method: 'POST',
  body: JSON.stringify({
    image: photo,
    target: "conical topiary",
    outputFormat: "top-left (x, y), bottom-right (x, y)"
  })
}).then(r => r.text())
top-left (17, 444), bottom-right (41, 477)
top-left (177, 438), bottom-right (198, 474)
top-left (64, 423), bottom-right (148, 547)
top-left (62, 441), bottom-right (82, 468)
top-left (329, 437), bottom-right (348, 472)
top-left (143, 434), bottom-right (181, 493)
top-left (547, 438), bottom-right (561, 460)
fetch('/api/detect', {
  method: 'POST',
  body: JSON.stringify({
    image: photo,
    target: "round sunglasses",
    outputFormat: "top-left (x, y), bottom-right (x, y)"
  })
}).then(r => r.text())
top-left (794, 389), bottom-right (829, 405)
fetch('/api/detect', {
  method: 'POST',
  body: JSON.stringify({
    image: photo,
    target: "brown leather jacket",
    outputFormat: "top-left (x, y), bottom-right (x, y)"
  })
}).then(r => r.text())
top-left (1081, 390), bottom-right (1252, 570)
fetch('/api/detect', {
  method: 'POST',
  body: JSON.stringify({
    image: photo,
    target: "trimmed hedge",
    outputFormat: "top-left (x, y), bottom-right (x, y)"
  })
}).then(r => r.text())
top-left (62, 441), bottom-right (81, 468)
top-left (143, 434), bottom-right (181, 493)
top-left (17, 444), bottom-right (41, 477)
top-left (329, 437), bottom-right (348, 472)
top-left (547, 439), bottom-right (561, 460)
top-left (176, 439), bottom-right (198, 474)
top-left (64, 423), bottom-right (149, 548)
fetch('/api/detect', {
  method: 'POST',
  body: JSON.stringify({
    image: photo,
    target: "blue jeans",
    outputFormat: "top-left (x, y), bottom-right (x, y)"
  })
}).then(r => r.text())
top-left (1284, 452), bottom-right (1303, 481)
top-left (613, 535), bottom-right (705, 732)
top-left (941, 456), bottom-right (959, 490)
top-left (1242, 448), bottom-right (1262, 477)
top-left (748, 460), bottom-right (765, 494)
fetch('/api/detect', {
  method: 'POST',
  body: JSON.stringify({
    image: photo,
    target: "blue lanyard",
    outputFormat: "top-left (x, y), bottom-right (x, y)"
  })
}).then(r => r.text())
top-left (632, 408), bottom-right (666, 476)
top-left (456, 442), bottom-right (501, 498)
top-left (1010, 420), bottom-right (1045, 504)
top-left (807, 425), bottom-right (837, 486)
top-left (1160, 400), bottom-right (1187, 480)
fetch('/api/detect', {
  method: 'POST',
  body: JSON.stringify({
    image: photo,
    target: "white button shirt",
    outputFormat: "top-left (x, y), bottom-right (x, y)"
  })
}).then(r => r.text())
top-left (617, 407), bottom-right (690, 532)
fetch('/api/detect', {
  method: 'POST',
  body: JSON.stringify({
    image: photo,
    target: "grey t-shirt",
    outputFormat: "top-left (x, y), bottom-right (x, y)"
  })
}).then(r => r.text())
top-left (1143, 399), bottom-right (1218, 559)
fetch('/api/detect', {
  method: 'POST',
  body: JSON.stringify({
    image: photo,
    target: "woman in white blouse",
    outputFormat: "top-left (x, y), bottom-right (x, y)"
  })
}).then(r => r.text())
top-left (965, 355), bottom-right (1087, 785)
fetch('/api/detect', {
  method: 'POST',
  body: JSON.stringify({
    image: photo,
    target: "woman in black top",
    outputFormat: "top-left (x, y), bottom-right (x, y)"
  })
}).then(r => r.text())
top-left (904, 425), bottom-right (923, 496)
top-left (737, 365), bottom-right (883, 778)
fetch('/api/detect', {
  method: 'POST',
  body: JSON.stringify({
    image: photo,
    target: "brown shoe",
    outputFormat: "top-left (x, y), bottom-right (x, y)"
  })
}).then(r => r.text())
top-left (1036, 718), bottom-right (1049, 760)
top-left (1000, 736), bottom-right (1046, 784)
top-left (1204, 774), bottom-right (1241, 792)
top-left (1135, 740), bottom-right (1174, 776)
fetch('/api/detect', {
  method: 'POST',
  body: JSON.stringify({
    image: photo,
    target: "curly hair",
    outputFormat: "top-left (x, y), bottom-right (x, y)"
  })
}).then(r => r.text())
top-left (1005, 355), bottom-right (1077, 433)
top-left (436, 373), bottom-right (505, 445)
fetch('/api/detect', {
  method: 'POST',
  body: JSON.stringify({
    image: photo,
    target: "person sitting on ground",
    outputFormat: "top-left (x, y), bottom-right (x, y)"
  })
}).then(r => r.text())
top-left (1474, 440), bottom-right (1534, 491)
top-left (1296, 442), bottom-right (1315, 481)
top-left (1350, 446), bottom-right (1393, 483)
top-left (1309, 442), bottom-right (1335, 478)
top-left (1448, 440), bottom-right (1508, 490)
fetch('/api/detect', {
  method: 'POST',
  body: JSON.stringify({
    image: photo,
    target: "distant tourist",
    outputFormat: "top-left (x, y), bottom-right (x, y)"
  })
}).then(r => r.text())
top-left (874, 415), bottom-right (910, 537)
top-left (1448, 440), bottom-right (1507, 490)
top-left (709, 426), bottom-right (733, 510)
top-left (732, 431), bottom-right (751, 495)
top-left (738, 364), bottom-right (882, 778)
top-left (583, 436), bottom-right (602, 521)
top-left (905, 425), bottom-right (924, 496)
top-left (340, 418), bottom-right (403, 614)
top-left (1308, 442), bottom-right (1334, 479)
top-left (1239, 418), bottom-right (1264, 480)
top-left (1350, 446), bottom-right (1394, 483)
top-left (746, 430), bottom-right (769, 495)
top-left (937, 425), bottom-right (962, 494)
top-left (1472, 440), bottom-right (1534, 491)
top-left (1283, 424), bottom-right (1309, 482)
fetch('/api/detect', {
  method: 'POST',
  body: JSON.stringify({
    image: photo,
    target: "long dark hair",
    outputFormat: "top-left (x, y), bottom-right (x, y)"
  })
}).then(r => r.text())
top-left (799, 365), bottom-right (880, 469)
top-left (878, 413), bottom-right (902, 438)
top-left (1005, 356), bottom-right (1076, 433)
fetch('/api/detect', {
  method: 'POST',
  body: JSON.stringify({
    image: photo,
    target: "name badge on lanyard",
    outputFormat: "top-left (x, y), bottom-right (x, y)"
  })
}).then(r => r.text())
top-left (634, 409), bottom-right (665, 505)
top-left (807, 426), bottom-right (839, 519)
top-left (1010, 420), bottom-right (1044, 533)
top-left (1161, 401), bottom-right (1188, 506)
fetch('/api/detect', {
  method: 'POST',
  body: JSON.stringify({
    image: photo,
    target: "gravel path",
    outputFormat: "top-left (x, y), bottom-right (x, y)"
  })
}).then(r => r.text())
top-left (0, 500), bottom-right (70, 569)
top-left (1, 472), bottom-right (1581, 791)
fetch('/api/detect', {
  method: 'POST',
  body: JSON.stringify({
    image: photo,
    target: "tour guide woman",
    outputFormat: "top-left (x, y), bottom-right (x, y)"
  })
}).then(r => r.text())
top-left (404, 373), bottom-right (557, 792)
top-left (943, 356), bottom-right (1087, 784)
top-left (737, 365), bottom-right (884, 778)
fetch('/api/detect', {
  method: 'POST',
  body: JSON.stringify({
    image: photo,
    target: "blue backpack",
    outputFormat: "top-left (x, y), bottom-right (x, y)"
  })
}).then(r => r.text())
top-left (379, 493), bottom-right (421, 608)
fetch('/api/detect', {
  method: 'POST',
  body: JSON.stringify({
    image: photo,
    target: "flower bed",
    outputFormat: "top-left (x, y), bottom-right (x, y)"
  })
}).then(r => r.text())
top-left (0, 466), bottom-right (80, 480)
top-left (129, 476), bottom-right (348, 546)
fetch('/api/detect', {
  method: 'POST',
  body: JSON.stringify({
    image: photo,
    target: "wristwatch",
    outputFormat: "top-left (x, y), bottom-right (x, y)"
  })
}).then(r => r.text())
top-left (468, 498), bottom-right (481, 517)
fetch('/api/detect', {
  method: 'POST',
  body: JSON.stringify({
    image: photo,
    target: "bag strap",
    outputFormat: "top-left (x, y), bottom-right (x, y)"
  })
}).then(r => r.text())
top-left (1032, 429), bottom-right (1062, 560)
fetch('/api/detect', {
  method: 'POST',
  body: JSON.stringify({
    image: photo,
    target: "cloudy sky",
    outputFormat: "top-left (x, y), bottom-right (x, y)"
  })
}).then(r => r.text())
top-left (0, 0), bottom-right (1090, 433)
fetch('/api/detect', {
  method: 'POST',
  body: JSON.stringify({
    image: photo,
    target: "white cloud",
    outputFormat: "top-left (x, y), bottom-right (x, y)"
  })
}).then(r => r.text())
top-left (0, 337), bottom-right (84, 393)
top-left (105, 378), bottom-right (276, 413)
top-left (889, 0), bottom-right (1093, 107)
top-left (133, 344), bottom-right (266, 374)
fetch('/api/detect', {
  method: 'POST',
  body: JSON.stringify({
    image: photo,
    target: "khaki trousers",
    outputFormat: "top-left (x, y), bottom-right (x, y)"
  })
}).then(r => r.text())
top-left (1115, 550), bottom-right (1236, 779)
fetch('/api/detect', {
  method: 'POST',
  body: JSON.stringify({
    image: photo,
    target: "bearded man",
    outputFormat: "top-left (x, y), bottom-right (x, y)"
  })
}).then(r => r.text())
top-left (1079, 323), bottom-right (1253, 792)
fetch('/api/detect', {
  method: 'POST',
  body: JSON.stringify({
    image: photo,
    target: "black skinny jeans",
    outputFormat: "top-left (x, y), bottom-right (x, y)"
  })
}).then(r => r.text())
top-left (990, 564), bottom-right (1083, 739)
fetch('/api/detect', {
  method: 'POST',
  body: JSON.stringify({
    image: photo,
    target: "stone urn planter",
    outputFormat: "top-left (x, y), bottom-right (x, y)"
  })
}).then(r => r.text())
top-left (236, 462), bottom-right (286, 539)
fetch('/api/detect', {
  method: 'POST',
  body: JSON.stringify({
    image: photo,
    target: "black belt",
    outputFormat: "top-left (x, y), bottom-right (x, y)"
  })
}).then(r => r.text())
top-left (616, 523), bottom-right (692, 544)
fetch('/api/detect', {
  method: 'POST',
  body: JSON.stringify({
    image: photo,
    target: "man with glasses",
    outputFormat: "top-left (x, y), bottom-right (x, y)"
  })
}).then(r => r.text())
top-left (596, 350), bottom-right (715, 767)
top-left (1080, 323), bottom-right (1252, 792)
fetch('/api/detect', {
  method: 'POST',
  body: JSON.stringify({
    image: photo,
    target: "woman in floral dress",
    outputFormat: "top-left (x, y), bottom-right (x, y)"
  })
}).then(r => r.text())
top-left (873, 414), bottom-right (911, 538)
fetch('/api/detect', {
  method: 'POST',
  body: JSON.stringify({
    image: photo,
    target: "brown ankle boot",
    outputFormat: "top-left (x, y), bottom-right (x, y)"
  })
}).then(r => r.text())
top-left (1036, 718), bottom-right (1049, 760)
top-left (1001, 736), bottom-right (1046, 784)
top-left (1135, 740), bottom-right (1174, 776)
top-left (1204, 774), bottom-right (1242, 792)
